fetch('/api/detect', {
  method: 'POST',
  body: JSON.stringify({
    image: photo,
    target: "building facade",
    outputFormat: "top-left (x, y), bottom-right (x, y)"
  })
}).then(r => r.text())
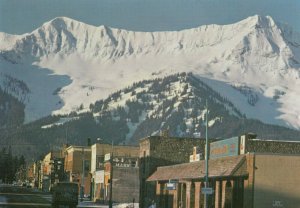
top-left (91, 143), bottom-right (140, 203)
top-left (252, 153), bottom-right (300, 207)
top-left (64, 145), bottom-right (91, 196)
top-left (141, 134), bottom-right (300, 208)
top-left (148, 154), bottom-right (248, 208)
top-left (39, 151), bottom-right (61, 191)
top-left (139, 136), bottom-right (208, 208)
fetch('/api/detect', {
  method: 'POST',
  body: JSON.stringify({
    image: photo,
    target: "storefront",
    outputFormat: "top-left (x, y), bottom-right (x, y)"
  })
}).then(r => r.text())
top-left (147, 154), bottom-right (248, 208)
top-left (141, 134), bottom-right (300, 208)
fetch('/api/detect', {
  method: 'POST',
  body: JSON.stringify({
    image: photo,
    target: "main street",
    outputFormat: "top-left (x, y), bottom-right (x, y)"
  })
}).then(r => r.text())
top-left (0, 184), bottom-right (51, 207)
top-left (0, 184), bottom-right (119, 208)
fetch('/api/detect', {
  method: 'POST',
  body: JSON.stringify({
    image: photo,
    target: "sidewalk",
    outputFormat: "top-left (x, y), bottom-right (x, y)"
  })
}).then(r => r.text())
top-left (77, 201), bottom-right (138, 208)
top-left (77, 200), bottom-right (108, 208)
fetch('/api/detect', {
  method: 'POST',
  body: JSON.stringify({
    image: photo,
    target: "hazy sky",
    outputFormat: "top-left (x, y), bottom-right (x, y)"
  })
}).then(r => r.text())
top-left (0, 0), bottom-right (299, 34)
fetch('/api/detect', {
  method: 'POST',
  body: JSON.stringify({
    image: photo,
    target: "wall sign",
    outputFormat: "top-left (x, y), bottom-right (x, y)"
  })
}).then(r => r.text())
top-left (95, 170), bottom-right (104, 184)
top-left (240, 135), bottom-right (246, 154)
top-left (166, 183), bottom-right (176, 190)
top-left (210, 137), bottom-right (239, 159)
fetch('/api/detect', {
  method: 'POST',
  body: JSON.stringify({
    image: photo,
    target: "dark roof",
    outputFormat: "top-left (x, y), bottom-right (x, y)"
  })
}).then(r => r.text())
top-left (147, 155), bottom-right (247, 181)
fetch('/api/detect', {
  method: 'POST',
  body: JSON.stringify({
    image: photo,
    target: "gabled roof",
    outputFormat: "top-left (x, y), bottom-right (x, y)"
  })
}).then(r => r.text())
top-left (147, 155), bottom-right (247, 181)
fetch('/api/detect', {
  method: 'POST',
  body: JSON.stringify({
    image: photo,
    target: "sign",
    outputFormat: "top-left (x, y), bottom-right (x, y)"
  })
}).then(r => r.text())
top-left (240, 135), bottom-right (246, 154)
top-left (273, 200), bottom-right (283, 207)
top-left (104, 153), bottom-right (111, 162)
top-left (166, 183), bottom-right (176, 190)
top-left (190, 146), bottom-right (202, 162)
top-left (201, 187), bottom-right (213, 195)
top-left (210, 137), bottom-right (239, 159)
top-left (104, 162), bottom-right (111, 173)
top-left (95, 170), bottom-right (104, 184)
top-left (189, 154), bottom-right (201, 162)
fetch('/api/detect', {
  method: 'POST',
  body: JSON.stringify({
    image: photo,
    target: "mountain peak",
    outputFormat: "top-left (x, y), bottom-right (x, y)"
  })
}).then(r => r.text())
top-left (40, 16), bottom-right (110, 35)
top-left (50, 16), bottom-right (74, 23)
top-left (41, 16), bottom-right (84, 31)
top-left (241, 15), bottom-right (277, 29)
top-left (257, 15), bottom-right (276, 28)
top-left (1, 15), bottom-right (299, 129)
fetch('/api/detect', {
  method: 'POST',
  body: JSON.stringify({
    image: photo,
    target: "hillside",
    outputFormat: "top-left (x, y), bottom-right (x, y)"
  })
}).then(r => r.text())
top-left (0, 73), bottom-right (299, 160)
top-left (0, 85), bottom-right (25, 128)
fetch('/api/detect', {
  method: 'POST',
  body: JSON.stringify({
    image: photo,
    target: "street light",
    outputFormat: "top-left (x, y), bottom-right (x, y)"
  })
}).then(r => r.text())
top-left (204, 99), bottom-right (209, 208)
top-left (81, 137), bottom-right (95, 201)
top-left (97, 137), bottom-right (114, 207)
top-left (94, 137), bottom-right (103, 202)
top-left (81, 146), bottom-right (85, 201)
top-left (109, 140), bottom-right (114, 208)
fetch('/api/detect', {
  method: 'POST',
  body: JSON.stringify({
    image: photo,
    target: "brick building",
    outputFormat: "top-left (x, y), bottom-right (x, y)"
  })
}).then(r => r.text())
top-left (140, 134), bottom-right (300, 208)
top-left (91, 143), bottom-right (139, 203)
top-left (139, 135), bottom-right (208, 208)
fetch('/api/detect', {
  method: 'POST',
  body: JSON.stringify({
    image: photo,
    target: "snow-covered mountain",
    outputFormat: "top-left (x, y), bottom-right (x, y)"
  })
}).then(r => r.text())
top-left (3, 73), bottom-right (300, 160)
top-left (41, 73), bottom-right (300, 145)
top-left (0, 15), bottom-right (299, 129)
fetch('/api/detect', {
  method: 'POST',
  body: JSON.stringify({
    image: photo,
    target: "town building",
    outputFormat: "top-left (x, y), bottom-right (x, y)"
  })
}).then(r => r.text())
top-left (141, 134), bottom-right (300, 208)
top-left (64, 145), bottom-right (91, 196)
top-left (26, 162), bottom-right (36, 187)
top-left (90, 143), bottom-right (140, 203)
top-left (38, 150), bottom-right (62, 191)
top-left (139, 135), bottom-right (208, 208)
top-left (49, 157), bottom-right (65, 186)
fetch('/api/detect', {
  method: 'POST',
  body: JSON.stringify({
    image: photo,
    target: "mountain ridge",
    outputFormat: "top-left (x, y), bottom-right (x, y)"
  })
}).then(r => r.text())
top-left (1, 72), bottom-right (300, 160)
top-left (0, 15), bottom-right (299, 129)
top-left (2, 15), bottom-right (299, 63)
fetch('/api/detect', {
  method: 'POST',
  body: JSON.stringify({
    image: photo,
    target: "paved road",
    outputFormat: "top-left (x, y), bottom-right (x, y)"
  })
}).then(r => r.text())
top-left (0, 184), bottom-right (52, 207)
top-left (0, 184), bottom-right (112, 208)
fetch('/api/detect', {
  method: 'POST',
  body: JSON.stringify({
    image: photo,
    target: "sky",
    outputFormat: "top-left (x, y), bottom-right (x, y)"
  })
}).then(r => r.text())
top-left (0, 0), bottom-right (299, 35)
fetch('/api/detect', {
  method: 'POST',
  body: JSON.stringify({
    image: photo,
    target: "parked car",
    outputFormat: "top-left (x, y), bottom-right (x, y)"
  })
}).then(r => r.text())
top-left (51, 182), bottom-right (79, 208)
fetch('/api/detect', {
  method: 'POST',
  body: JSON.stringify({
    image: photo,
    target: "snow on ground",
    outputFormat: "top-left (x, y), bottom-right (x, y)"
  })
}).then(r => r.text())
top-left (125, 111), bottom-right (148, 143)
top-left (41, 116), bottom-right (79, 129)
top-left (0, 60), bottom-right (71, 122)
top-left (196, 76), bottom-right (288, 127)
top-left (77, 202), bottom-right (139, 208)
top-left (35, 33), bottom-right (300, 129)
top-left (114, 203), bottom-right (139, 208)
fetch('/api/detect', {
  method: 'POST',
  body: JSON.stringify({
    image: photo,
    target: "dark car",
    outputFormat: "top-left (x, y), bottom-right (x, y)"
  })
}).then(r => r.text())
top-left (52, 182), bottom-right (79, 208)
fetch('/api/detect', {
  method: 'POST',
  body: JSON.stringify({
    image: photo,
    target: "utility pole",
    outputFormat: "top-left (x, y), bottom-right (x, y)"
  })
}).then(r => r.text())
top-left (81, 147), bottom-right (85, 201)
top-left (205, 99), bottom-right (209, 208)
top-left (109, 141), bottom-right (114, 208)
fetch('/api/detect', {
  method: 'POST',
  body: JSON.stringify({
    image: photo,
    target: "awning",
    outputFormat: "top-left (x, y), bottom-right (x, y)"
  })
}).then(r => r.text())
top-left (147, 155), bottom-right (247, 181)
